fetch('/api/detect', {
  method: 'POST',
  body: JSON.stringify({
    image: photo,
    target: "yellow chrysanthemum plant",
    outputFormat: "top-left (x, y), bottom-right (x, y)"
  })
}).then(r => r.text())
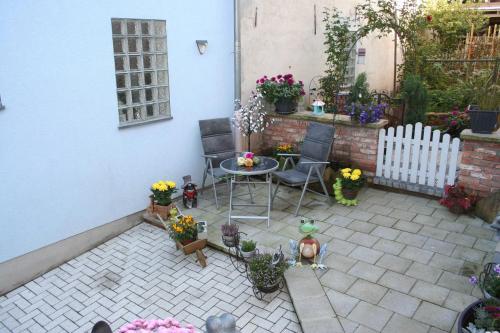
top-left (333, 168), bottom-right (366, 206)
top-left (151, 180), bottom-right (178, 206)
top-left (339, 168), bottom-right (365, 190)
top-left (167, 209), bottom-right (198, 245)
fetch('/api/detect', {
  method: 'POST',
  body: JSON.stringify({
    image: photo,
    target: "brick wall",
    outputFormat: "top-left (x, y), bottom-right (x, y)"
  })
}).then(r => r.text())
top-left (259, 111), bottom-right (387, 177)
top-left (459, 129), bottom-right (500, 198)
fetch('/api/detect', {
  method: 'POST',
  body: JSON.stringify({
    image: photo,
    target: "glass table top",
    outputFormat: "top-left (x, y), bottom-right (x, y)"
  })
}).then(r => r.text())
top-left (220, 156), bottom-right (279, 175)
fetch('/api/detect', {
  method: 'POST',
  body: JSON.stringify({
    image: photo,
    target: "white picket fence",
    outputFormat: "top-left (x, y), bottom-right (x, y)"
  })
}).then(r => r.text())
top-left (375, 122), bottom-right (461, 195)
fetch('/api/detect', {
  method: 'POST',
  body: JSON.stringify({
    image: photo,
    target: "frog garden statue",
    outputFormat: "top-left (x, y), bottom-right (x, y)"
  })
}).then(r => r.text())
top-left (298, 218), bottom-right (320, 261)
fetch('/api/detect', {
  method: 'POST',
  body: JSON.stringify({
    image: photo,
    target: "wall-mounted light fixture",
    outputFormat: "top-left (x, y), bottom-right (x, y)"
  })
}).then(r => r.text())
top-left (357, 48), bottom-right (366, 64)
top-left (196, 40), bottom-right (208, 55)
top-left (0, 95), bottom-right (5, 110)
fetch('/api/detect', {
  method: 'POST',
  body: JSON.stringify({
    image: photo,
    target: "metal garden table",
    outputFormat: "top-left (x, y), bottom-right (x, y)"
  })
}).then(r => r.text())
top-left (220, 156), bottom-right (279, 228)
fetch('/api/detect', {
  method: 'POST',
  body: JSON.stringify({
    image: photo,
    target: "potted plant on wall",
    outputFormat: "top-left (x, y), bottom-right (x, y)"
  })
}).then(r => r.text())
top-left (256, 74), bottom-right (305, 115)
top-left (460, 263), bottom-right (500, 332)
top-left (149, 180), bottom-right (177, 219)
top-left (468, 72), bottom-right (500, 134)
top-left (239, 240), bottom-right (257, 260)
top-left (248, 253), bottom-right (288, 294)
top-left (221, 224), bottom-right (239, 247)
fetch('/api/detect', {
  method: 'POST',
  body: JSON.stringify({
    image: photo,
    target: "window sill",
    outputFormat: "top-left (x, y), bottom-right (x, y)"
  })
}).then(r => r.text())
top-left (118, 115), bottom-right (173, 129)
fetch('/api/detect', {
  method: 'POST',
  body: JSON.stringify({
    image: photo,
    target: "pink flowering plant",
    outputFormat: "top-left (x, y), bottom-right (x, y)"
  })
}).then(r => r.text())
top-left (444, 106), bottom-right (470, 138)
top-left (468, 263), bottom-right (500, 331)
top-left (118, 318), bottom-right (197, 333)
top-left (256, 74), bottom-right (305, 104)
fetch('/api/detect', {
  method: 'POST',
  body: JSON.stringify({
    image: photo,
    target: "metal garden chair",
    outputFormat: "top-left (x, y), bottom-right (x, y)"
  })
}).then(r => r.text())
top-left (272, 122), bottom-right (335, 216)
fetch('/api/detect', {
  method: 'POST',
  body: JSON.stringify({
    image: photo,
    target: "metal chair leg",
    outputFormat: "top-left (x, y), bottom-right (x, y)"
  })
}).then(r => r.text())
top-left (201, 162), bottom-right (208, 196)
top-left (295, 169), bottom-right (313, 216)
top-left (209, 160), bottom-right (219, 209)
top-left (316, 166), bottom-right (331, 202)
top-left (246, 176), bottom-right (254, 204)
top-left (272, 179), bottom-right (281, 204)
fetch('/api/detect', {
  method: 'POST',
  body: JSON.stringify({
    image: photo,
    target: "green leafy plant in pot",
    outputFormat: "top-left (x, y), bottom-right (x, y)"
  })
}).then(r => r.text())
top-left (468, 71), bottom-right (500, 134)
top-left (239, 240), bottom-right (257, 260)
top-left (256, 74), bottom-right (305, 115)
top-left (248, 253), bottom-right (288, 293)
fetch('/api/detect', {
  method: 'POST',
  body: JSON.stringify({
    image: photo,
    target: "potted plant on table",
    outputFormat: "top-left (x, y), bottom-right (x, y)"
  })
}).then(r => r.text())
top-left (460, 263), bottom-right (500, 332)
top-left (439, 184), bottom-right (476, 215)
top-left (167, 211), bottom-right (198, 246)
top-left (239, 240), bottom-right (257, 260)
top-left (221, 223), bottom-right (239, 247)
top-left (274, 144), bottom-right (295, 170)
top-left (256, 74), bottom-right (305, 115)
top-left (149, 180), bottom-right (177, 219)
top-left (339, 168), bottom-right (365, 200)
top-left (248, 253), bottom-right (288, 294)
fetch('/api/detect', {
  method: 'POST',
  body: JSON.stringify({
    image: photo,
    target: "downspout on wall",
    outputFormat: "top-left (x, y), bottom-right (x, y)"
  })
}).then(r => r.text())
top-left (234, 0), bottom-right (241, 101)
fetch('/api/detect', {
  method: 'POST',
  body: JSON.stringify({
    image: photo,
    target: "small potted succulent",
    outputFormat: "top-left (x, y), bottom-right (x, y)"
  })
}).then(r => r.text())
top-left (339, 168), bottom-right (365, 200)
top-left (460, 263), bottom-right (500, 332)
top-left (239, 240), bottom-right (257, 260)
top-left (256, 74), bottom-right (305, 115)
top-left (439, 184), bottom-right (477, 215)
top-left (221, 224), bottom-right (239, 247)
top-left (248, 253), bottom-right (288, 294)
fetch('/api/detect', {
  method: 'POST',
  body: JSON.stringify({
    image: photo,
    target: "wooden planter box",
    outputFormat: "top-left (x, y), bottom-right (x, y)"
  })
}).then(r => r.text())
top-left (175, 239), bottom-right (208, 268)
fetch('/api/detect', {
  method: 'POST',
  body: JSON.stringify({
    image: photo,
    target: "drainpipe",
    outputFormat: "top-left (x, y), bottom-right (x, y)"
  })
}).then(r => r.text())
top-left (234, 0), bottom-right (241, 102)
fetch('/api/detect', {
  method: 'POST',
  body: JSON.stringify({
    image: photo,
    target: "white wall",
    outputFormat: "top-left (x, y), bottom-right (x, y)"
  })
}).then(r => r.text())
top-left (0, 0), bottom-right (234, 262)
top-left (240, 0), bottom-right (401, 104)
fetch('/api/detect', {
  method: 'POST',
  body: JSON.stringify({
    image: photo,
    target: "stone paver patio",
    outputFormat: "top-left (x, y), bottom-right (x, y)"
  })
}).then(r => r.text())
top-left (0, 183), bottom-right (496, 333)
top-left (197, 183), bottom-right (496, 333)
top-left (0, 224), bottom-right (300, 333)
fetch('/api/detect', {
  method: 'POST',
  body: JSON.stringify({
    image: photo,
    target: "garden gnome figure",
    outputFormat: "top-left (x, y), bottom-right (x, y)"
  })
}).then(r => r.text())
top-left (206, 313), bottom-right (240, 333)
top-left (317, 243), bottom-right (328, 269)
top-left (182, 175), bottom-right (198, 209)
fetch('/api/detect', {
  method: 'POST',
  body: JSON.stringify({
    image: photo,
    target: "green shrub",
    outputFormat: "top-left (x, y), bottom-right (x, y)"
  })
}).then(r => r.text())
top-left (248, 254), bottom-right (288, 289)
top-left (348, 72), bottom-right (371, 105)
top-left (402, 74), bottom-right (428, 124)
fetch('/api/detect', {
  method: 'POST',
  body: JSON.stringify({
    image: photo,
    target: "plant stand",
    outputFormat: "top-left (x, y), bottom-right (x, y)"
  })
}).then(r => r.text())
top-left (224, 232), bottom-right (248, 274)
top-left (251, 278), bottom-right (285, 301)
top-left (175, 239), bottom-right (208, 268)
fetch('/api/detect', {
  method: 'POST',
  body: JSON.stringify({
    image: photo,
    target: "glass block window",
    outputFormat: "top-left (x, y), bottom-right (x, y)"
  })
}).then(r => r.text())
top-left (111, 18), bottom-right (171, 127)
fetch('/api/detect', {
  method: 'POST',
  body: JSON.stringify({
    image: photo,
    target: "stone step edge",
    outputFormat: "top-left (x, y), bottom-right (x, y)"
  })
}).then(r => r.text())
top-left (142, 214), bottom-right (343, 332)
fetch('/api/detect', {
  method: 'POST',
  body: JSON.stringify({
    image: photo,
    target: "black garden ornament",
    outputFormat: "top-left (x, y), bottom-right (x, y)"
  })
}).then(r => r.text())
top-left (182, 175), bottom-right (198, 209)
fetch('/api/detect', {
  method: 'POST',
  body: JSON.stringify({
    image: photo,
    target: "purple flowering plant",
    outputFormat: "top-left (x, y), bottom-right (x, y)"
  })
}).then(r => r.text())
top-left (349, 102), bottom-right (386, 125)
top-left (470, 263), bottom-right (500, 300)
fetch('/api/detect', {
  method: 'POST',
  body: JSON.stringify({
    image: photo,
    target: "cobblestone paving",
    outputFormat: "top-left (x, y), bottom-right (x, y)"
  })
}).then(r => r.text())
top-left (198, 184), bottom-right (497, 333)
top-left (0, 224), bottom-right (301, 333)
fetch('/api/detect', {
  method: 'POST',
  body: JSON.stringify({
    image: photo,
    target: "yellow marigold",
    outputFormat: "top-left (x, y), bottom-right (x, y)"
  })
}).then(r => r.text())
top-left (151, 183), bottom-right (159, 190)
top-left (341, 168), bottom-right (352, 173)
top-left (158, 183), bottom-right (168, 191)
top-left (166, 181), bottom-right (176, 188)
top-left (350, 174), bottom-right (360, 181)
top-left (342, 172), bottom-right (351, 179)
top-left (352, 169), bottom-right (362, 176)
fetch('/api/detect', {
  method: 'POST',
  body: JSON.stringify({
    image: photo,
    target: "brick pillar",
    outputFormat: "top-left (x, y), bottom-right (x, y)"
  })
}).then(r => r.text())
top-left (259, 111), bottom-right (387, 178)
top-left (459, 129), bottom-right (500, 198)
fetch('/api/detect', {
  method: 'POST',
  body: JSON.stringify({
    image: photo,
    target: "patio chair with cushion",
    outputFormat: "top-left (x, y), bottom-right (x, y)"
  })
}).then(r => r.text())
top-left (272, 122), bottom-right (335, 216)
top-left (199, 117), bottom-right (236, 209)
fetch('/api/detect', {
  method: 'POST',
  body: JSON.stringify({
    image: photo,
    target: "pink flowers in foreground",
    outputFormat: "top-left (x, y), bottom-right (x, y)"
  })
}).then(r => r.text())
top-left (118, 318), bottom-right (197, 333)
top-left (244, 152), bottom-right (254, 159)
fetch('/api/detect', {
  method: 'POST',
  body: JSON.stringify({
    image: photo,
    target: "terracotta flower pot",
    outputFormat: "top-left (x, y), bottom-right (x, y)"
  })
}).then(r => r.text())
top-left (342, 188), bottom-right (359, 200)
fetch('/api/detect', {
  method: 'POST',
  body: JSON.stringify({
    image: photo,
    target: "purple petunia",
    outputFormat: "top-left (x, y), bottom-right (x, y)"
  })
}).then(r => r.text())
top-left (469, 275), bottom-right (478, 285)
top-left (494, 264), bottom-right (500, 275)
